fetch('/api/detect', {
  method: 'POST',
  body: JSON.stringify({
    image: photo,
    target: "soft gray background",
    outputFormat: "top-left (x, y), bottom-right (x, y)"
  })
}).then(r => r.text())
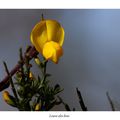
top-left (0, 9), bottom-right (120, 111)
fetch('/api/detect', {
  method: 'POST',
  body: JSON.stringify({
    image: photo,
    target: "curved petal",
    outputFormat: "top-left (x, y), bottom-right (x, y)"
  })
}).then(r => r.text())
top-left (46, 20), bottom-right (64, 46)
top-left (30, 20), bottom-right (48, 53)
top-left (43, 41), bottom-right (63, 63)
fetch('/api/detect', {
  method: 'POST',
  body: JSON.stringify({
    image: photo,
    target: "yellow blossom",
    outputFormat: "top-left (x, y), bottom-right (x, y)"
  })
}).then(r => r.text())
top-left (30, 19), bottom-right (65, 63)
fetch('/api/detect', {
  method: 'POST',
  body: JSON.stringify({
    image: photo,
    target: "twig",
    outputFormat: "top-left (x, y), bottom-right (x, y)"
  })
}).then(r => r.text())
top-left (19, 48), bottom-right (25, 81)
top-left (106, 92), bottom-right (115, 111)
top-left (3, 61), bottom-right (19, 102)
top-left (58, 96), bottom-right (71, 111)
top-left (43, 60), bottom-right (48, 83)
top-left (76, 88), bottom-right (87, 111)
top-left (25, 52), bottom-right (30, 82)
top-left (0, 46), bottom-right (38, 92)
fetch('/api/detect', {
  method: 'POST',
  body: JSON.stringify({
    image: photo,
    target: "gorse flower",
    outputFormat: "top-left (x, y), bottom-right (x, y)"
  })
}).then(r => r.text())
top-left (30, 19), bottom-right (65, 63)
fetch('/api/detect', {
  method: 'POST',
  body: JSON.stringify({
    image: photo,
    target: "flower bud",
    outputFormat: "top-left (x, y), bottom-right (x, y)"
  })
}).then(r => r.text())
top-left (29, 72), bottom-right (33, 79)
top-left (3, 91), bottom-right (16, 107)
top-left (29, 72), bottom-right (36, 81)
top-left (34, 57), bottom-right (41, 65)
top-left (35, 103), bottom-right (41, 111)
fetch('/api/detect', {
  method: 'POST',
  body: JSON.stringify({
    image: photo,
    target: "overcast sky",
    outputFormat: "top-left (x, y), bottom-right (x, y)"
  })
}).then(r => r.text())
top-left (0, 9), bottom-right (120, 111)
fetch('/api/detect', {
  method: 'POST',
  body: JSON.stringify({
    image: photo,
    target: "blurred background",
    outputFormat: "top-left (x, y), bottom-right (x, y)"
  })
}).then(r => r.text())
top-left (0, 9), bottom-right (120, 111)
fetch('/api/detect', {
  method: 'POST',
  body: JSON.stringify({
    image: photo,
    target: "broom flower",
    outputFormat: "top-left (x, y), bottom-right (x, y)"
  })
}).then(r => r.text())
top-left (30, 19), bottom-right (65, 63)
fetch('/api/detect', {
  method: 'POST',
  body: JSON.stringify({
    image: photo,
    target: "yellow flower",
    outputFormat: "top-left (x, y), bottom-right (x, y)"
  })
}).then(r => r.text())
top-left (30, 19), bottom-right (64, 63)
top-left (3, 91), bottom-right (16, 107)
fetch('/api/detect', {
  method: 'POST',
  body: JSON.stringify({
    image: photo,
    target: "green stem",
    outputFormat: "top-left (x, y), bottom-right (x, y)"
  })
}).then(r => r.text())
top-left (43, 61), bottom-right (47, 75)
top-left (25, 54), bottom-right (30, 82)
top-left (19, 48), bottom-right (25, 82)
top-left (42, 60), bottom-right (48, 83)
top-left (3, 61), bottom-right (19, 103)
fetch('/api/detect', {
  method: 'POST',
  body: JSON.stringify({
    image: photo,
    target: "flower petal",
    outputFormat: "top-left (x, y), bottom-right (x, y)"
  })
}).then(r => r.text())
top-left (46, 20), bottom-right (64, 46)
top-left (43, 41), bottom-right (63, 63)
top-left (30, 20), bottom-right (48, 53)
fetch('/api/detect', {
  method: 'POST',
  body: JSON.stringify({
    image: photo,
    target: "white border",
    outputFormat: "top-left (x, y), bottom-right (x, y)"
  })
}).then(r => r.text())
top-left (1, 111), bottom-right (120, 120)
top-left (0, 1), bottom-right (120, 120)
top-left (1, 0), bottom-right (120, 9)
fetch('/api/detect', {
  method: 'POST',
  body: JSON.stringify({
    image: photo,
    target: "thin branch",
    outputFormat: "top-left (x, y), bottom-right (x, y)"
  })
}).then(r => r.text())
top-left (3, 61), bottom-right (19, 102)
top-left (0, 46), bottom-right (38, 92)
top-left (76, 88), bottom-right (87, 111)
top-left (43, 60), bottom-right (48, 83)
top-left (58, 96), bottom-right (71, 111)
top-left (25, 53), bottom-right (30, 82)
top-left (19, 48), bottom-right (25, 81)
top-left (106, 92), bottom-right (115, 111)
